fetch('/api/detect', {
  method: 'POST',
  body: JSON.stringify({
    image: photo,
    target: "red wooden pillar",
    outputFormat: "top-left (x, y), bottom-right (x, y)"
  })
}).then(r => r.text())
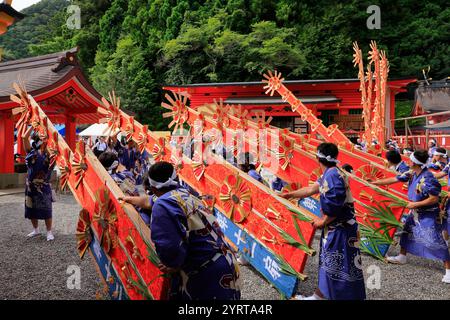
top-left (390, 89), bottom-right (396, 136)
top-left (0, 112), bottom-right (15, 173)
top-left (65, 116), bottom-right (77, 151)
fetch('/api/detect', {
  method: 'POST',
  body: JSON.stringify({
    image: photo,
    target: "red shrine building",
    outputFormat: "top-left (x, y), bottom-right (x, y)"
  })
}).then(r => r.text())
top-left (164, 78), bottom-right (416, 137)
top-left (0, 48), bottom-right (102, 177)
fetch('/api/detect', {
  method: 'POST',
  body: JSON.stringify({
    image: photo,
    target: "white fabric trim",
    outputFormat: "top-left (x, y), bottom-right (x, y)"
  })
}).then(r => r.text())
top-left (148, 169), bottom-right (178, 189)
top-left (316, 151), bottom-right (340, 164)
top-left (410, 153), bottom-right (427, 169)
top-left (433, 150), bottom-right (447, 158)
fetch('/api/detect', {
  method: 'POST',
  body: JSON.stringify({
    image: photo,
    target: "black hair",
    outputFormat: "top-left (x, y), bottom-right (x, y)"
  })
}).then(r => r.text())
top-left (413, 149), bottom-right (429, 165)
top-left (238, 152), bottom-right (256, 173)
top-left (142, 172), bottom-right (152, 195)
top-left (341, 163), bottom-right (353, 173)
top-left (386, 150), bottom-right (402, 165)
top-left (148, 161), bottom-right (174, 183)
top-left (98, 151), bottom-right (118, 169)
top-left (435, 147), bottom-right (447, 155)
top-left (317, 142), bottom-right (339, 168)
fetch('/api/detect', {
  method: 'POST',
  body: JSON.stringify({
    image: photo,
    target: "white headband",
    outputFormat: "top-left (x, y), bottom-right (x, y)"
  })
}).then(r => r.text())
top-left (410, 153), bottom-right (427, 169)
top-left (148, 169), bottom-right (178, 189)
top-left (433, 150), bottom-right (447, 158)
top-left (317, 151), bottom-right (340, 164)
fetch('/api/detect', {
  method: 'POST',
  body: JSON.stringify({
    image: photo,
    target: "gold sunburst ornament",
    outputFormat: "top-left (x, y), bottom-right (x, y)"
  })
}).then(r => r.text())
top-left (262, 70), bottom-right (285, 96)
top-left (219, 174), bottom-right (252, 223)
top-left (151, 137), bottom-right (166, 162)
top-left (58, 148), bottom-right (72, 191)
top-left (48, 130), bottom-right (59, 168)
top-left (76, 208), bottom-right (92, 259)
top-left (93, 188), bottom-right (118, 254)
top-left (10, 82), bottom-right (33, 140)
top-left (162, 91), bottom-right (189, 132)
top-left (211, 99), bottom-right (232, 132)
top-left (136, 125), bottom-right (148, 154)
top-left (71, 140), bottom-right (87, 189)
top-left (99, 91), bottom-right (121, 136)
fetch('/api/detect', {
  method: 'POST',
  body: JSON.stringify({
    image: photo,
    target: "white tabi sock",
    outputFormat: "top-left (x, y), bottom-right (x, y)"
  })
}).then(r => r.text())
top-left (446, 269), bottom-right (450, 277)
top-left (27, 228), bottom-right (40, 237)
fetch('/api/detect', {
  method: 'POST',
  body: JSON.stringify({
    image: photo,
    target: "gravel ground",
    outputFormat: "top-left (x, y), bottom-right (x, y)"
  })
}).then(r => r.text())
top-left (0, 192), bottom-right (449, 300)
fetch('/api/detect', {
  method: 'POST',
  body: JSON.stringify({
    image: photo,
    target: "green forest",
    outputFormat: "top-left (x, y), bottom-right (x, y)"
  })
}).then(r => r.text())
top-left (0, 0), bottom-right (449, 129)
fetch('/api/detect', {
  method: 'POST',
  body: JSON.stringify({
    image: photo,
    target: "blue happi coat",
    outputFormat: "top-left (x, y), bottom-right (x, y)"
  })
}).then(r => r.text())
top-left (150, 187), bottom-right (241, 300)
top-left (25, 149), bottom-right (55, 220)
top-left (316, 167), bottom-right (366, 300)
top-left (396, 168), bottom-right (450, 261)
top-left (395, 161), bottom-right (410, 174)
top-left (111, 170), bottom-right (151, 225)
top-left (440, 164), bottom-right (450, 234)
top-left (428, 160), bottom-right (447, 171)
top-left (120, 147), bottom-right (137, 171)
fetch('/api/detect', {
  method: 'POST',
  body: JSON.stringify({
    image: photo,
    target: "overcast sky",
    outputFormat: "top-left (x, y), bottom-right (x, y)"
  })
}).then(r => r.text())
top-left (11, 0), bottom-right (43, 12)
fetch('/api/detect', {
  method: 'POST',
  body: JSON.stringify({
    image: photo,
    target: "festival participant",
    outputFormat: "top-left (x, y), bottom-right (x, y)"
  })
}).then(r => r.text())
top-left (385, 150), bottom-right (410, 174)
top-left (238, 152), bottom-right (264, 184)
top-left (428, 147), bottom-right (448, 171)
top-left (93, 136), bottom-right (107, 157)
top-left (133, 158), bottom-right (144, 185)
top-left (282, 142), bottom-right (366, 300)
top-left (271, 177), bottom-right (288, 192)
top-left (120, 161), bottom-right (241, 300)
top-left (341, 163), bottom-right (354, 174)
top-left (428, 139), bottom-right (438, 160)
top-left (120, 140), bottom-right (137, 171)
top-left (22, 127), bottom-right (56, 241)
top-left (372, 150), bottom-right (450, 283)
top-left (98, 152), bottom-right (151, 225)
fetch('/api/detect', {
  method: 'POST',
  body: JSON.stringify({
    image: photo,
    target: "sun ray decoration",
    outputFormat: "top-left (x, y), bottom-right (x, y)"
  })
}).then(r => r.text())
top-left (71, 140), bottom-right (87, 189)
top-left (58, 148), bottom-right (72, 191)
top-left (123, 116), bottom-right (135, 142)
top-left (48, 130), bottom-right (59, 168)
top-left (169, 145), bottom-right (183, 171)
top-left (93, 188), bottom-right (118, 254)
top-left (99, 91), bottom-right (122, 136)
top-left (192, 150), bottom-right (207, 181)
top-left (76, 208), bottom-right (92, 259)
top-left (210, 99), bottom-right (232, 131)
top-left (219, 174), bottom-right (252, 223)
top-left (136, 125), bottom-right (148, 154)
top-left (10, 82), bottom-right (33, 139)
top-left (353, 41), bottom-right (372, 144)
top-left (276, 134), bottom-right (295, 171)
top-left (30, 104), bottom-right (42, 130)
top-left (36, 115), bottom-right (49, 139)
top-left (253, 111), bottom-right (273, 129)
top-left (151, 137), bottom-right (166, 162)
top-left (162, 91), bottom-right (189, 132)
top-left (232, 104), bottom-right (249, 130)
top-left (262, 70), bottom-right (285, 96)
top-left (355, 164), bottom-right (385, 182)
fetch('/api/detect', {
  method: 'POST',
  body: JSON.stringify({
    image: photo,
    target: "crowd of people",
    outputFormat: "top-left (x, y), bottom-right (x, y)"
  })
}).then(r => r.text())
top-left (21, 127), bottom-right (450, 300)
